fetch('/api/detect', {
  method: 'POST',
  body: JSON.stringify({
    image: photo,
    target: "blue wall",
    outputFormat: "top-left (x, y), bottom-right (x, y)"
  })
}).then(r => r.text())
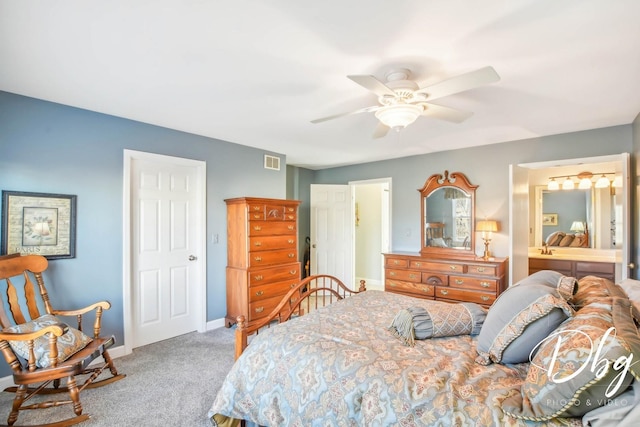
top-left (0, 91), bottom-right (287, 357)
top-left (304, 125), bottom-right (634, 258)
top-left (2, 90), bottom-right (638, 381)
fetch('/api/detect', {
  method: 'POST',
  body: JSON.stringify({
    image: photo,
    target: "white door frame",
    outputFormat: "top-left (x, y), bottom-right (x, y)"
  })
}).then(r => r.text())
top-left (122, 149), bottom-right (207, 355)
top-left (510, 153), bottom-right (630, 284)
top-left (349, 177), bottom-right (392, 290)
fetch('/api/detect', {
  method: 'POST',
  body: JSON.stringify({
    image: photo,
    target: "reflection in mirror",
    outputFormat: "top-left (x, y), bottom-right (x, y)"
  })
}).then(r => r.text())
top-left (539, 187), bottom-right (593, 248)
top-left (425, 188), bottom-right (471, 249)
top-left (529, 159), bottom-right (623, 251)
top-left (419, 171), bottom-right (477, 259)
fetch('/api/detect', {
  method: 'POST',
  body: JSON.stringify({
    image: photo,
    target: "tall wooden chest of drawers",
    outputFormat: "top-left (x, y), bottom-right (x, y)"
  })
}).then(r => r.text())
top-left (225, 197), bottom-right (301, 327)
top-left (384, 252), bottom-right (508, 307)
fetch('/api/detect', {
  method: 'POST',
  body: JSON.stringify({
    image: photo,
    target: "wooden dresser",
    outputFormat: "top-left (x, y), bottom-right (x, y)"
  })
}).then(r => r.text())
top-left (225, 197), bottom-right (301, 326)
top-left (384, 252), bottom-right (508, 307)
top-left (529, 257), bottom-right (615, 281)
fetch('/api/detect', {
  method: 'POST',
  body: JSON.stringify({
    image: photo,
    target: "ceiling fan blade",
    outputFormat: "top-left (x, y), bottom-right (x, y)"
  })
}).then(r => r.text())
top-left (347, 75), bottom-right (397, 97)
top-left (372, 122), bottom-right (390, 139)
top-left (311, 105), bottom-right (380, 124)
top-left (415, 66), bottom-right (500, 100)
top-left (420, 103), bottom-right (474, 123)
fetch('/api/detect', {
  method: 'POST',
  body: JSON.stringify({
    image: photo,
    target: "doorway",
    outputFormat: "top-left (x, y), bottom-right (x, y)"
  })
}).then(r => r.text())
top-left (352, 179), bottom-right (391, 291)
top-left (122, 150), bottom-right (207, 354)
top-left (309, 178), bottom-right (391, 290)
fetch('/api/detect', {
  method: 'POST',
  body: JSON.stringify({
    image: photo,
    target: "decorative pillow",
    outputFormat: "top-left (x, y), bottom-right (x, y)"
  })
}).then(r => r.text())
top-left (4, 314), bottom-right (92, 368)
top-left (389, 302), bottom-right (486, 346)
top-left (513, 270), bottom-right (564, 289)
top-left (569, 233), bottom-right (586, 247)
top-left (618, 278), bottom-right (640, 315)
top-left (501, 297), bottom-right (640, 420)
top-left (476, 283), bottom-right (574, 365)
top-left (557, 234), bottom-right (575, 247)
top-left (571, 275), bottom-right (628, 310)
top-left (545, 231), bottom-right (565, 246)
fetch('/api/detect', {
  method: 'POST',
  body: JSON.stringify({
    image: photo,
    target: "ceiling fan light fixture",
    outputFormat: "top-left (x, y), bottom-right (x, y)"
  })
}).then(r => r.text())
top-left (374, 104), bottom-right (423, 130)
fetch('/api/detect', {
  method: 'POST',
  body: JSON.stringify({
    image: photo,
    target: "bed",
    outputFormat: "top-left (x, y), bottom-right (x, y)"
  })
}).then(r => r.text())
top-left (208, 273), bottom-right (640, 426)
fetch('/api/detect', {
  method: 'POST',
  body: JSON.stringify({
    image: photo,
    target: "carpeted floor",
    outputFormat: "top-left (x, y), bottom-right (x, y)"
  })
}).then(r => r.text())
top-left (0, 327), bottom-right (236, 427)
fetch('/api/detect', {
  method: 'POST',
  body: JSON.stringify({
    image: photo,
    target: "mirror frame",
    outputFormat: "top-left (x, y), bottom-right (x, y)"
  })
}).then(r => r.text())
top-left (419, 170), bottom-right (478, 259)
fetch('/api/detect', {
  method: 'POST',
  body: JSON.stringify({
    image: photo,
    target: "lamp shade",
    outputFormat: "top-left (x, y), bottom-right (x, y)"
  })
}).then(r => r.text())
top-left (476, 220), bottom-right (498, 233)
top-left (547, 178), bottom-right (560, 191)
top-left (570, 221), bottom-right (585, 232)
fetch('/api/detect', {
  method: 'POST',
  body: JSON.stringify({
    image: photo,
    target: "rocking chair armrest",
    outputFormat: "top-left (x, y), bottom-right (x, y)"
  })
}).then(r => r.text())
top-left (0, 323), bottom-right (68, 342)
top-left (51, 301), bottom-right (110, 337)
top-left (51, 300), bottom-right (111, 317)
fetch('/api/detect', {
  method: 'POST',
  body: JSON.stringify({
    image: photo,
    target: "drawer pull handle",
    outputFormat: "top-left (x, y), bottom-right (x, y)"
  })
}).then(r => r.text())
top-left (477, 267), bottom-right (485, 272)
top-left (255, 306), bottom-right (264, 313)
top-left (390, 272), bottom-right (396, 276)
top-left (288, 225), bottom-right (294, 230)
top-left (254, 275), bottom-right (263, 281)
top-left (252, 206), bottom-right (261, 211)
top-left (409, 274), bottom-right (417, 279)
top-left (455, 279), bottom-right (464, 285)
top-left (394, 260), bottom-right (400, 265)
top-left (254, 242), bottom-right (262, 247)
top-left (289, 270), bottom-right (298, 275)
top-left (389, 282), bottom-right (397, 287)
top-left (288, 253), bottom-right (295, 258)
top-left (255, 290), bottom-right (264, 296)
top-left (287, 215), bottom-right (295, 219)
top-left (421, 286), bottom-right (430, 292)
top-left (288, 239), bottom-right (294, 244)
top-left (449, 265), bottom-right (457, 270)
top-left (254, 256), bottom-right (262, 262)
top-left (481, 282), bottom-right (490, 288)
top-left (440, 289), bottom-right (449, 295)
top-left (253, 214), bottom-right (261, 219)
top-left (481, 296), bottom-right (490, 302)
top-left (415, 262), bottom-right (421, 267)
top-left (254, 226), bottom-right (262, 231)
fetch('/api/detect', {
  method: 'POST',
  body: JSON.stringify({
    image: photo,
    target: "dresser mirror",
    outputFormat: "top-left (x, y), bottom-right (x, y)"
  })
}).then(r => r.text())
top-left (419, 171), bottom-right (478, 259)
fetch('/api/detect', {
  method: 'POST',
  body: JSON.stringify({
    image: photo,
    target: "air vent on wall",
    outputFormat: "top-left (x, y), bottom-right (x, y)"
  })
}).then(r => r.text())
top-left (264, 155), bottom-right (281, 171)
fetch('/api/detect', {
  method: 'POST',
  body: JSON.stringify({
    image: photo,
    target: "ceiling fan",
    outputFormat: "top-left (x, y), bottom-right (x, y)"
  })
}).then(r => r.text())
top-left (311, 66), bottom-right (500, 138)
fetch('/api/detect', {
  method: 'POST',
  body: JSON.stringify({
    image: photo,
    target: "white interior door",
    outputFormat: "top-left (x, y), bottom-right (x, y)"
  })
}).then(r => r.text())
top-left (127, 151), bottom-right (205, 349)
top-left (310, 184), bottom-right (353, 285)
top-left (509, 164), bottom-right (530, 285)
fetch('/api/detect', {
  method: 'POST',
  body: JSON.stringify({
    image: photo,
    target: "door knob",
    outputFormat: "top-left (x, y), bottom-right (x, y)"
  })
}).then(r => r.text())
top-left (189, 255), bottom-right (197, 261)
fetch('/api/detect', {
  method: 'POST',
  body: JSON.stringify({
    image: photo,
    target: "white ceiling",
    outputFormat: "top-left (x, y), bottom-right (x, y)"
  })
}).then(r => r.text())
top-left (2, 1), bottom-right (639, 170)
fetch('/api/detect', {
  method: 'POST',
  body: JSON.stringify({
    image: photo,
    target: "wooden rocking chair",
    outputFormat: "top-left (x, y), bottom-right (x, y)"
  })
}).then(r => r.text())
top-left (0, 254), bottom-right (125, 426)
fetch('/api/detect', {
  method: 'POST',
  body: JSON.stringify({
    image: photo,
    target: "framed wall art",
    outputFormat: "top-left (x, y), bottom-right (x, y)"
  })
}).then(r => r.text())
top-left (1, 191), bottom-right (77, 259)
top-left (542, 213), bottom-right (558, 226)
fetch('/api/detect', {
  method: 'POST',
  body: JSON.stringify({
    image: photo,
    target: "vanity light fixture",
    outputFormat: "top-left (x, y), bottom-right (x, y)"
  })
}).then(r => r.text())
top-left (562, 177), bottom-right (575, 190)
top-left (547, 171), bottom-right (617, 191)
top-left (595, 174), bottom-right (611, 188)
top-left (476, 220), bottom-right (498, 260)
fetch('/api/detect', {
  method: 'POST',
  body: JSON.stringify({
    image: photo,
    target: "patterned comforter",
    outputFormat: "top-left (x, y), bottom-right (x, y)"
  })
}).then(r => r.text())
top-left (208, 290), bottom-right (581, 426)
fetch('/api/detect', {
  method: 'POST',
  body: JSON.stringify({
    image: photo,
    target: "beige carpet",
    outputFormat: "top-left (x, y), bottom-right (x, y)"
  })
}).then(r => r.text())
top-left (0, 327), bottom-right (236, 427)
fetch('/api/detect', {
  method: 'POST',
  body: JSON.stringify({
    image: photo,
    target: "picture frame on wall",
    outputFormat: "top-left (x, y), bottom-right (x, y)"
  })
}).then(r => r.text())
top-left (1, 191), bottom-right (77, 259)
top-left (542, 213), bottom-right (558, 226)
